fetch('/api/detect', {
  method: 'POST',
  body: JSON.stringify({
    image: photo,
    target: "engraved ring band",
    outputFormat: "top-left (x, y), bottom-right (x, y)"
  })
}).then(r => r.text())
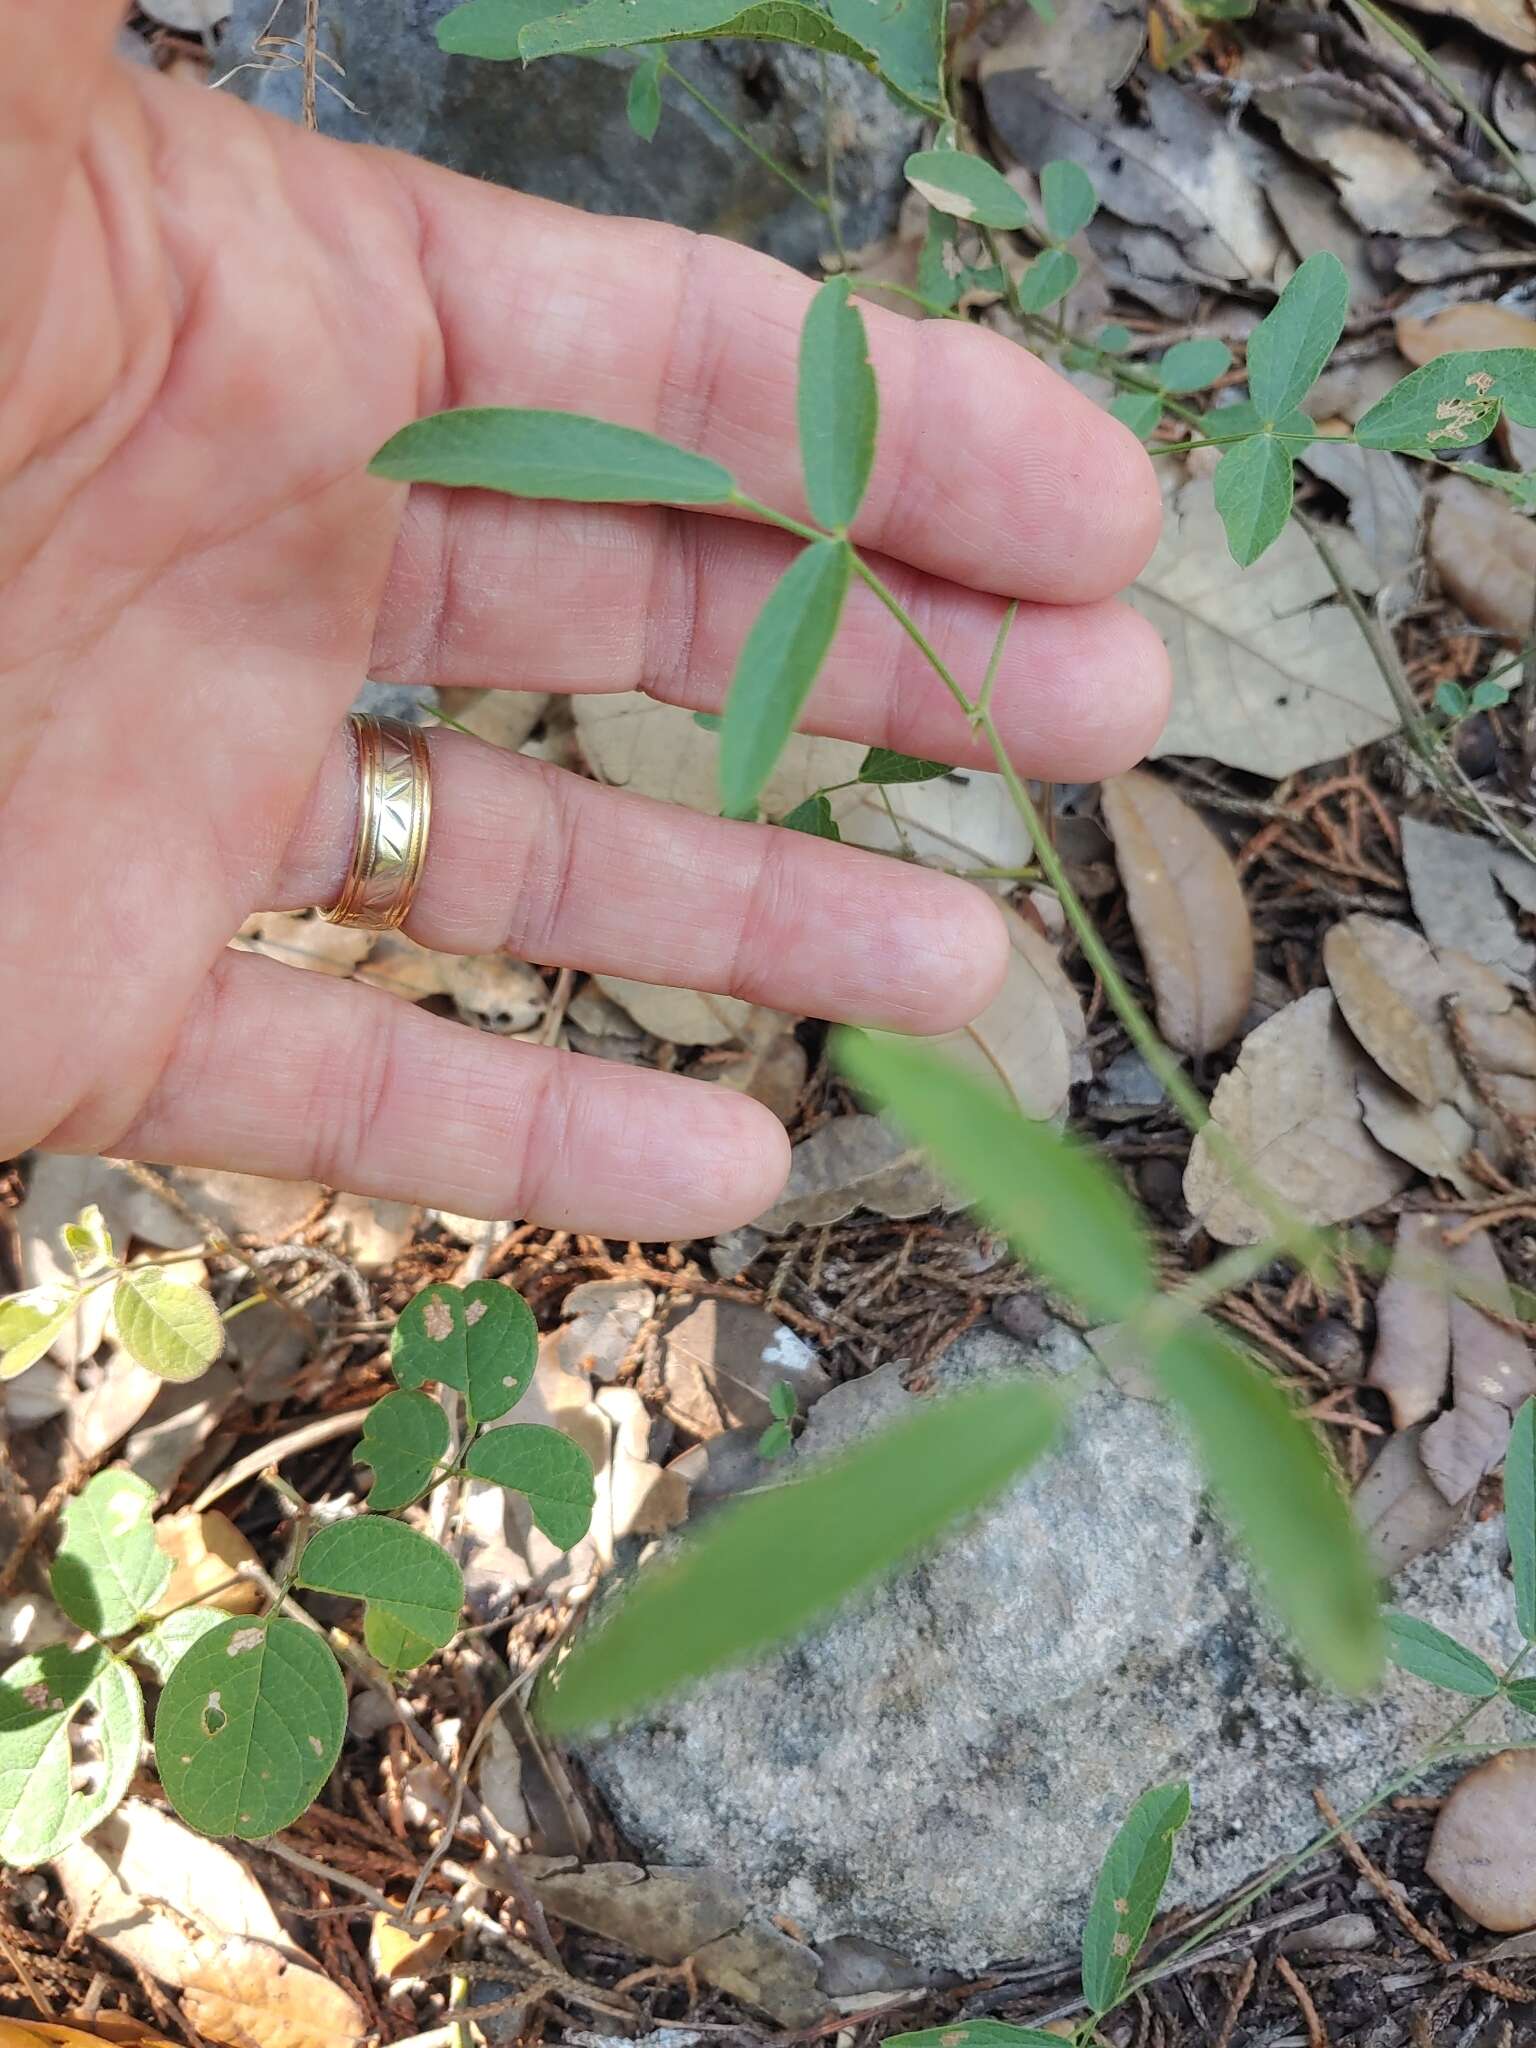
top-left (321, 712), bottom-right (433, 930)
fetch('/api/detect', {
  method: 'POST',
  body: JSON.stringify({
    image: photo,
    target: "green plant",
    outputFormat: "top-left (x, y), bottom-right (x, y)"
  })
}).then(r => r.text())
top-left (758, 1379), bottom-right (798, 1457)
top-left (0, 1276), bottom-right (594, 1862)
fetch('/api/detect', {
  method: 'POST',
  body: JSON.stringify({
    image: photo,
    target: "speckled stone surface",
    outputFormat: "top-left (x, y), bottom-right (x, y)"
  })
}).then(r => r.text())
top-left (582, 1327), bottom-right (1520, 1971)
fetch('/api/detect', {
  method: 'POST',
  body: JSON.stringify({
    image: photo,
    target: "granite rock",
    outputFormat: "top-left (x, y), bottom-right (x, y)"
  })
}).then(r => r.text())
top-left (225, 0), bottom-right (920, 270)
top-left (582, 1326), bottom-right (1520, 1971)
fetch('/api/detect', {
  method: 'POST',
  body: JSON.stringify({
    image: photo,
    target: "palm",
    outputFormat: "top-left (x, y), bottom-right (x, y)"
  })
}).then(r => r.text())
top-left (0, 3), bottom-right (1167, 1239)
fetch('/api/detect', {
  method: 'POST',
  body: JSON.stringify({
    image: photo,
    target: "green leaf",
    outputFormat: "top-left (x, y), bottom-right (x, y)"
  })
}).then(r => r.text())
top-left (63, 1204), bottom-right (114, 1274)
top-left (1356, 350), bottom-right (1536, 453)
top-left (1157, 337), bottom-right (1232, 394)
top-left (50, 1470), bottom-right (171, 1638)
top-left (390, 1279), bottom-right (537, 1428)
top-left (156, 1615), bottom-right (346, 1839)
top-left (825, 0), bottom-right (945, 111)
top-left (904, 149), bottom-right (1031, 230)
top-left (435, 0), bottom-right (568, 54)
top-left (1471, 676), bottom-right (1512, 711)
top-left (1459, 460), bottom-right (1536, 508)
top-left (463, 1425), bottom-right (597, 1549)
top-left (769, 1380), bottom-right (797, 1422)
top-left (1040, 159), bottom-right (1096, 240)
top-left (1245, 251), bottom-right (1349, 421)
top-left (719, 538), bottom-right (851, 819)
top-left (1082, 1780), bottom-right (1191, 2013)
top-left (917, 215), bottom-right (962, 310)
top-left (1099, 324), bottom-right (1132, 353)
top-left (1109, 391), bottom-right (1162, 440)
top-left (371, 408), bottom-right (735, 507)
top-left (798, 277), bottom-right (877, 533)
top-left (359, 1390), bottom-right (452, 1511)
top-left (297, 1518), bottom-right (463, 1670)
top-left (0, 1287), bottom-right (75, 1381)
top-left (514, 0), bottom-right (900, 96)
top-left (540, 1376), bottom-right (1062, 1732)
top-left (1506, 1677), bottom-right (1536, 1716)
top-left (0, 1644), bottom-right (143, 1866)
top-left (1213, 433), bottom-right (1295, 566)
top-left (758, 1421), bottom-right (792, 1459)
top-left (1507, 1399), bottom-right (1536, 1640)
top-left (692, 710), bottom-right (724, 731)
top-left (888, 2028), bottom-right (1066, 2048)
top-left (857, 747), bottom-right (950, 786)
top-left (130, 1606), bottom-right (231, 1685)
top-left (1150, 1320), bottom-right (1382, 1692)
top-left (780, 792), bottom-right (842, 840)
top-left (835, 1029), bottom-right (1151, 1322)
top-left (1435, 681), bottom-right (1471, 718)
top-left (1383, 1612), bottom-right (1501, 1696)
top-left (626, 53), bottom-right (664, 139)
top-left (113, 1267), bottom-right (223, 1383)
top-left (1017, 247), bottom-right (1079, 315)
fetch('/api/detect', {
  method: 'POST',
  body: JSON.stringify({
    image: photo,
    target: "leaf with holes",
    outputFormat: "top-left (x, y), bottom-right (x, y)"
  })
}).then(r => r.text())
top-left (1082, 1780), bottom-right (1191, 2013)
top-left (50, 1470), bottom-right (171, 1639)
top-left (720, 539), bottom-right (851, 820)
top-left (540, 1376), bottom-right (1061, 1732)
top-left (780, 793), bottom-right (841, 840)
top-left (1041, 159), bottom-right (1096, 239)
top-left (1383, 1613), bottom-right (1501, 1696)
top-left (1151, 1318), bottom-right (1382, 1692)
top-left (358, 1390), bottom-right (452, 1511)
top-left (371, 408), bottom-right (736, 507)
top-left (390, 1280), bottom-right (537, 1428)
top-left (835, 1029), bottom-right (1151, 1321)
top-left (0, 1286), bottom-right (75, 1381)
top-left (131, 1606), bottom-right (231, 1685)
top-left (0, 1644), bottom-right (143, 1866)
top-left (857, 748), bottom-right (950, 786)
top-left (1245, 251), bottom-right (1349, 420)
top-left (1017, 248), bottom-right (1078, 315)
top-left (156, 1615), bottom-right (346, 1839)
top-left (1213, 433), bottom-right (1294, 566)
top-left (113, 1267), bottom-right (223, 1383)
top-left (463, 1425), bottom-right (597, 1548)
top-left (1356, 350), bottom-right (1536, 453)
top-left (1509, 1399), bottom-right (1536, 1640)
top-left (297, 1519), bottom-right (463, 1670)
top-left (626, 53), bottom-right (663, 139)
top-left (904, 149), bottom-right (1030, 229)
top-left (798, 278), bottom-right (877, 532)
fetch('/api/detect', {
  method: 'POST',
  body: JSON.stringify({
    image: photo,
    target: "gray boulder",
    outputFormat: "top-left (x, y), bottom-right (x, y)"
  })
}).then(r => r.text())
top-left (582, 1326), bottom-right (1520, 1972)
top-left (224, 0), bottom-right (919, 270)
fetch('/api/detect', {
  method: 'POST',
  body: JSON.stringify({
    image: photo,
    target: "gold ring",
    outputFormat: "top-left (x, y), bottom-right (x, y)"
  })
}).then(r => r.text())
top-left (322, 712), bottom-right (433, 929)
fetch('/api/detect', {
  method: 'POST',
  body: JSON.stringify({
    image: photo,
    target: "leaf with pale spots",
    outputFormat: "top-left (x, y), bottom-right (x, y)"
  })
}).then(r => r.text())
top-left (1082, 1779), bottom-right (1191, 2013)
top-left (51, 1470), bottom-right (170, 1639)
top-left (389, 1279), bottom-right (537, 1427)
top-left (904, 149), bottom-right (1030, 230)
top-left (297, 1518), bottom-right (463, 1670)
top-left (156, 1615), bottom-right (346, 1839)
top-left (0, 1644), bottom-right (143, 1866)
top-left (1356, 349), bottom-right (1536, 453)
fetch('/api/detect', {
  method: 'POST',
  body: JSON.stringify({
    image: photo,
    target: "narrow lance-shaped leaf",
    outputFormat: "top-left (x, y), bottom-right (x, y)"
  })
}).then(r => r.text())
top-left (1245, 251), bottom-right (1349, 421)
top-left (1213, 433), bottom-right (1295, 567)
top-left (1082, 1780), bottom-right (1191, 2013)
top-left (371, 408), bottom-right (735, 507)
top-left (156, 1615), bottom-right (346, 1839)
top-left (626, 53), bottom-right (664, 140)
top-left (114, 1266), bottom-right (223, 1383)
top-left (797, 277), bottom-right (877, 532)
top-left (390, 1279), bottom-right (537, 1427)
top-left (539, 1376), bottom-right (1063, 1733)
top-left (1150, 1318), bottom-right (1383, 1692)
top-left (359, 1389), bottom-right (452, 1511)
top-left (297, 1517), bottom-right (464, 1670)
top-left (0, 1645), bottom-right (143, 1866)
top-left (1040, 159), bottom-right (1096, 240)
top-left (835, 1028), bottom-right (1152, 1322)
top-left (1383, 1612), bottom-right (1501, 1697)
top-left (1508, 1398), bottom-right (1536, 1640)
top-left (889, 2027), bottom-right (1067, 2048)
top-left (720, 538), bottom-right (851, 819)
top-left (905, 149), bottom-right (1031, 231)
top-left (463, 1425), bottom-right (597, 1549)
top-left (50, 1470), bottom-right (171, 1639)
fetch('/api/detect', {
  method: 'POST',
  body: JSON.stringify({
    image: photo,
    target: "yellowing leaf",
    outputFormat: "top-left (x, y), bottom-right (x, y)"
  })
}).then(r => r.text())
top-left (114, 1266), bottom-right (223, 1383)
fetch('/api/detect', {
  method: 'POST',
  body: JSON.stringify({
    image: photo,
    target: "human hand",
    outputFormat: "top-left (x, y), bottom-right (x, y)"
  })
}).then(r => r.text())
top-left (1, 3), bottom-right (1168, 1240)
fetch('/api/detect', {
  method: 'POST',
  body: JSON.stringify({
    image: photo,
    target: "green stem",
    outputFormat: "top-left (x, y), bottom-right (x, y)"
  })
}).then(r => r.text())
top-left (971, 600), bottom-right (1018, 729)
top-left (657, 58), bottom-right (830, 216)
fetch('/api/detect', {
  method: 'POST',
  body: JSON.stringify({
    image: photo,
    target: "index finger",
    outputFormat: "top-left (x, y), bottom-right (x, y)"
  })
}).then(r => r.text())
top-left (386, 165), bottom-right (1162, 605)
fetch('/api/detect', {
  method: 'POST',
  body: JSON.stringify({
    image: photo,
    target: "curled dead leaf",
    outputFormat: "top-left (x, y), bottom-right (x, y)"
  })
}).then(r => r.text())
top-left (1100, 771), bottom-right (1253, 1056)
top-left (1420, 1233), bottom-right (1536, 1504)
top-left (182, 1936), bottom-right (367, 2048)
top-left (1367, 1212), bottom-right (1452, 1430)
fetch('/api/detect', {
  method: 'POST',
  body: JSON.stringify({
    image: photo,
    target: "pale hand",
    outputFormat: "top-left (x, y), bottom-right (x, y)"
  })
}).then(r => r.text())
top-left (0, 3), bottom-right (1168, 1239)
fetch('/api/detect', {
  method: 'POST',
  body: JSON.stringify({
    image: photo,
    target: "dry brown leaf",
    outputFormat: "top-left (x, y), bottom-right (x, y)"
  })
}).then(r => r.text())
top-left (696, 1029), bottom-right (809, 1125)
top-left (1357, 1074), bottom-right (1477, 1197)
top-left (920, 904), bottom-right (1084, 1121)
top-left (1429, 475), bottom-right (1536, 642)
top-left (0, 2026), bottom-right (179, 2047)
top-left (1353, 1425), bottom-right (1464, 1575)
top-left (1324, 915), bottom-right (1449, 1105)
top-left (150, 1509), bottom-right (263, 1617)
top-left (1367, 1212), bottom-right (1452, 1429)
top-left (752, 1115), bottom-right (947, 1233)
top-left (356, 930), bottom-right (453, 1000)
top-left (1421, 1232), bottom-right (1536, 1503)
top-left (592, 974), bottom-right (759, 1048)
top-left (236, 911), bottom-right (373, 977)
top-left (436, 684), bottom-right (549, 751)
top-left (835, 768), bottom-right (1034, 872)
top-left (1100, 771), bottom-right (1253, 1056)
top-left (1402, 816), bottom-right (1536, 984)
top-left (1429, 1751), bottom-right (1536, 1932)
top-left (657, 1299), bottom-right (829, 1436)
top-left (1183, 989), bottom-right (1412, 1244)
top-left (574, 691), bottom-right (860, 817)
top-left (182, 1937), bottom-right (367, 2048)
top-left (369, 1905), bottom-right (457, 1980)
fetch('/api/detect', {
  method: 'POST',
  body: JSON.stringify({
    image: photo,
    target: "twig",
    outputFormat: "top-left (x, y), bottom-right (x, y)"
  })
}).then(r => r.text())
top-left (191, 1406), bottom-right (372, 1512)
